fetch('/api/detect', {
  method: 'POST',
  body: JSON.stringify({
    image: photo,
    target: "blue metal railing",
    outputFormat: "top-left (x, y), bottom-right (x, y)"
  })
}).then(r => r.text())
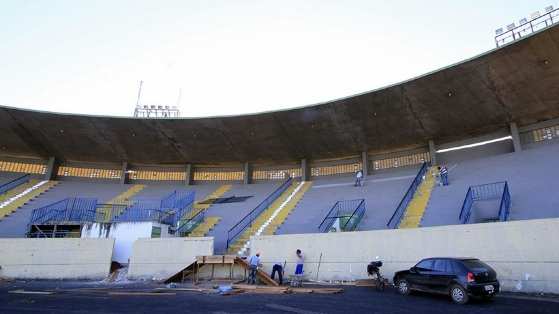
top-left (28, 190), bottom-right (196, 227)
top-left (498, 182), bottom-right (511, 221)
top-left (459, 181), bottom-right (511, 224)
top-left (318, 199), bottom-right (365, 233)
top-left (29, 198), bottom-right (98, 226)
top-left (112, 190), bottom-right (195, 225)
top-left (0, 174), bottom-right (30, 195)
top-left (226, 177), bottom-right (293, 249)
top-left (387, 162), bottom-right (429, 229)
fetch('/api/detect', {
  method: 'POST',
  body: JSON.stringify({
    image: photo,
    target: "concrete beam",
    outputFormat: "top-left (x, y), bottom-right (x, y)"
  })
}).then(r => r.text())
top-left (301, 159), bottom-right (310, 181)
top-left (510, 122), bottom-right (522, 152)
top-left (243, 162), bottom-right (253, 184)
top-left (428, 140), bottom-right (437, 165)
top-left (361, 152), bottom-right (369, 176)
top-left (44, 157), bottom-right (59, 181)
top-left (120, 162), bottom-right (129, 185)
top-left (185, 164), bottom-right (193, 186)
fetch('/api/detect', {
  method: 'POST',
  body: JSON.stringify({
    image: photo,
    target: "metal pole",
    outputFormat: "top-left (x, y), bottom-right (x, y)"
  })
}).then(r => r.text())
top-left (316, 252), bottom-right (323, 281)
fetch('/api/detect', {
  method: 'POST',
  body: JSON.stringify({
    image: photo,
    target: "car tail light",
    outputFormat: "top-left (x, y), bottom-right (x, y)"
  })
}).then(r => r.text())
top-left (467, 272), bottom-right (475, 283)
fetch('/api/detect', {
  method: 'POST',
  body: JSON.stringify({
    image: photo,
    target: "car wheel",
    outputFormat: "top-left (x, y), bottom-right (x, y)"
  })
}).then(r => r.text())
top-left (396, 278), bottom-right (411, 296)
top-left (450, 285), bottom-right (469, 305)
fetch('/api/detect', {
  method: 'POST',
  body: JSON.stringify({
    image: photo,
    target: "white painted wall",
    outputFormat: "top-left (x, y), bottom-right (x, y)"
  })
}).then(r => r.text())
top-left (81, 222), bottom-right (172, 264)
top-left (128, 237), bottom-right (213, 280)
top-left (250, 218), bottom-right (559, 293)
top-left (0, 238), bottom-right (114, 280)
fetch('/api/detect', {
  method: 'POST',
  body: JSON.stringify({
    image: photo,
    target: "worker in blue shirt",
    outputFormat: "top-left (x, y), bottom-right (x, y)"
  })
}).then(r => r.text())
top-left (248, 253), bottom-right (261, 284)
top-left (439, 165), bottom-right (449, 186)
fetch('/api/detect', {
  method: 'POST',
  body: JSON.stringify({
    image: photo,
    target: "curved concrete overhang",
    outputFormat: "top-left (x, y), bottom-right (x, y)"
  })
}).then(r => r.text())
top-left (1, 25), bottom-right (559, 165)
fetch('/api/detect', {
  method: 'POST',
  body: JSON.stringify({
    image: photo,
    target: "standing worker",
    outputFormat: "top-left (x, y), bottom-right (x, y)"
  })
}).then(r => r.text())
top-left (295, 249), bottom-right (304, 276)
top-left (440, 165), bottom-right (449, 186)
top-left (271, 260), bottom-right (284, 285)
top-left (248, 253), bottom-right (261, 284)
top-left (354, 170), bottom-right (363, 187)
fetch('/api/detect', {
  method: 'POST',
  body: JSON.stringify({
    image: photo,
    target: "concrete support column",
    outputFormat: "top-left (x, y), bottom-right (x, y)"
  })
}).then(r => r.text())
top-left (361, 151), bottom-right (369, 176)
top-left (120, 162), bottom-right (129, 185)
top-left (185, 164), bottom-right (193, 186)
top-left (243, 162), bottom-right (253, 184)
top-left (428, 140), bottom-right (437, 165)
top-left (44, 157), bottom-right (59, 181)
top-left (510, 122), bottom-right (522, 152)
top-left (301, 159), bottom-right (311, 181)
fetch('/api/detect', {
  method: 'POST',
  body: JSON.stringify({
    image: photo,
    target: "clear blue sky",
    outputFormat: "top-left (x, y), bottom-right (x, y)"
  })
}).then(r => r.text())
top-left (0, 1), bottom-right (555, 117)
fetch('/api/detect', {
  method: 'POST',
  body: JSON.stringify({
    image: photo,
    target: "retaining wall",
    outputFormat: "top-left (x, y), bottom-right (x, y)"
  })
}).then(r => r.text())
top-left (250, 218), bottom-right (559, 293)
top-left (0, 238), bottom-right (114, 280)
top-left (128, 237), bottom-right (213, 280)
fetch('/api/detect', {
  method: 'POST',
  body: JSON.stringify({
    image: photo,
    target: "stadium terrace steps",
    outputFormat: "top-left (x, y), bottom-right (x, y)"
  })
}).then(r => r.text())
top-left (205, 182), bottom-right (283, 253)
top-left (0, 181), bottom-right (131, 238)
top-left (398, 167), bottom-right (436, 228)
top-left (108, 184), bottom-right (146, 204)
top-left (0, 179), bottom-right (39, 203)
top-left (185, 185), bottom-right (232, 220)
top-left (227, 181), bottom-right (310, 255)
top-left (0, 180), bottom-right (58, 221)
top-left (262, 181), bottom-right (313, 236)
top-left (188, 216), bottom-right (221, 237)
top-left (276, 167), bottom-right (419, 235)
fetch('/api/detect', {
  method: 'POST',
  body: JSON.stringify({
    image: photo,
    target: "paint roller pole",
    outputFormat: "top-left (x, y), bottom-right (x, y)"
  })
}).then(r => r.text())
top-left (316, 252), bottom-right (323, 281)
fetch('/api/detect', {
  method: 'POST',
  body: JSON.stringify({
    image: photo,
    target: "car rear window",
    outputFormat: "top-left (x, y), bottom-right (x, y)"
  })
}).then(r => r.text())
top-left (461, 259), bottom-right (491, 271)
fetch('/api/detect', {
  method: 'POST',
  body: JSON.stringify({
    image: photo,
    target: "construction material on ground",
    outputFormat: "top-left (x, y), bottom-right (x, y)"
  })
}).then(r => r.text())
top-left (354, 279), bottom-right (391, 288)
top-left (8, 289), bottom-right (55, 295)
top-left (108, 291), bottom-right (176, 296)
top-left (231, 284), bottom-right (343, 295)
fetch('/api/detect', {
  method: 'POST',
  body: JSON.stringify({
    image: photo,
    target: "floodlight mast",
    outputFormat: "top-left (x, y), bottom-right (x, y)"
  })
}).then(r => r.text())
top-left (132, 81), bottom-right (181, 118)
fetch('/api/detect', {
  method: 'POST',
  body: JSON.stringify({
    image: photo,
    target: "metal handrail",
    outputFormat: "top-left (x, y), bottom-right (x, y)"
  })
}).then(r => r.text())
top-left (0, 173), bottom-right (30, 195)
top-left (175, 208), bottom-right (206, 236)
top-left (317, 201), bottom-right (340, 231)
top-left (341, 199), bottom-right (366, 231)
top-left (226, 177), bottom-right (293, 249)
top-left (386, 162), bottom-right (429, 229)
top-left (495, 8), bottom-right (559, 47)
top-left (318, 199), bottom-right (365, 233)
top-left (459, 181), bottom-right (509, 224)
top-left (498, 182), bottom-right (511, 221)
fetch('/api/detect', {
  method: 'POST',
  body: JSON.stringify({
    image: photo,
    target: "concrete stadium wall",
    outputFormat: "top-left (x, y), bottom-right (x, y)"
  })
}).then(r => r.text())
top-left (0, 238), bottom-right (114, 280)
top-left (128, 237), bottom-right (213, 280)
top-left (250, 218), bottom-right (559, 293)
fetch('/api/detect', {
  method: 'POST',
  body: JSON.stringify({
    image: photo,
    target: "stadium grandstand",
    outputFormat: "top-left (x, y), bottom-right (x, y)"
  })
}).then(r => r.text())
top-left (1, 11), bottom-right (559, 301)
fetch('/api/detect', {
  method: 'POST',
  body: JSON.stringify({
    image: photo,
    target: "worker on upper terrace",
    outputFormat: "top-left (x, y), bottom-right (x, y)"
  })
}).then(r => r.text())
top-left (354, 170), bottom-right (363, 187)
top-left (439, 165), bottom-right (449, 186)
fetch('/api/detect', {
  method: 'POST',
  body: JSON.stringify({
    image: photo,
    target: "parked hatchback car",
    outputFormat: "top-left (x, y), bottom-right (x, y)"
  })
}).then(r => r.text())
top-left (393, 257), bottom-right (499, 304)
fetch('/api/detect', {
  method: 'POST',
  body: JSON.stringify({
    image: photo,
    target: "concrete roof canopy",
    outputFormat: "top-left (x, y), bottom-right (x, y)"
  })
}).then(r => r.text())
top-left (1, 25), bottom-right (559, 165)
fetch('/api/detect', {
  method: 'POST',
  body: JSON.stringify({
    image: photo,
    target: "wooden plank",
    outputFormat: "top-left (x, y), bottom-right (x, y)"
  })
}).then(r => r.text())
top-left (109, 292), bottom-right (176, 296)
top-left (196, 255), bottom-right (235, 264)
top-left (8, 289), bottom-right (54, 295)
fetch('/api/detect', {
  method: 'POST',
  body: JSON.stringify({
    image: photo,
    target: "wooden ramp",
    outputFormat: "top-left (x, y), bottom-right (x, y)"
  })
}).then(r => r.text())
top-left (164, 255), bottom-right (278, 286)
top-left (234, 256), bottom-right (279, 286)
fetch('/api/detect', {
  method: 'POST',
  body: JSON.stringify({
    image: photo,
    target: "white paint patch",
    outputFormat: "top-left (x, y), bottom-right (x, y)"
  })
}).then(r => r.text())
top-left (82, 222), bottom-right (172, 264)
top-left (0, 181), bottom-right (48, 209)
top-left (238, 181), bottom-right (305, 255)
top-left (436, 136), bottom-right (512, 153)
